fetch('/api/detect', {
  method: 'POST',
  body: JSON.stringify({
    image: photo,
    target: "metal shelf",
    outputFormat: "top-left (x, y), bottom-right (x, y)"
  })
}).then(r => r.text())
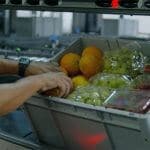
top-left (0, 1), bottom-right (150, 15)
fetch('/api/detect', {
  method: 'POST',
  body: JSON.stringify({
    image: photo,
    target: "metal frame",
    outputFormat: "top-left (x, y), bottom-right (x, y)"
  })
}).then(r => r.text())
top-left (0, 1), bottom-right (150, 15)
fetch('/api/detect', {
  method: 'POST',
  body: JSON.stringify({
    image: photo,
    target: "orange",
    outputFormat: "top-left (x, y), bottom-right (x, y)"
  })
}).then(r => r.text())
top-left (79, 55), bottom-right (102, 78)
top-left (60, 53), bottom-right (80, 76)
top-left (72, 75), bottom-right (89, 88)
top-left (82, 46), bottom-right (103, 60)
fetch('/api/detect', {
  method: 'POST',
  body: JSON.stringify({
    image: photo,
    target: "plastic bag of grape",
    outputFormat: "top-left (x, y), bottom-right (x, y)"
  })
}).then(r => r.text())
top-left (103, 41), bottom-right (146, 78)
top-left (90, 73), bottom-right (132, 89)
top-left (67, 85), bottom-right (113, 106)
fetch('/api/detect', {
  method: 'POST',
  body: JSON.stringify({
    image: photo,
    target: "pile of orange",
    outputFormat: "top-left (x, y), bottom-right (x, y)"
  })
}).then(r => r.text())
top-left (60, 46), bottom-right (103, 88)
top-left (60, 53), bottom-right (81, 76)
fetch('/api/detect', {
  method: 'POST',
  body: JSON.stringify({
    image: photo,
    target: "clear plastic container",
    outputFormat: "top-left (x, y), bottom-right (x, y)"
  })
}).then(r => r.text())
top-left (144, 64), bottom-right (150, 73)
top-left (103, 41), bottom-right (146, 78)
top-left (67, 85), bottom-right (113, 106)
top-left (132, 74), bottom-right (150, 90)
top-left (144, 55), bottom-right (150, 72)
top-left (90, 73), bottom-right (132, 89)
top-left (103, 90), bottom-right (150, 114)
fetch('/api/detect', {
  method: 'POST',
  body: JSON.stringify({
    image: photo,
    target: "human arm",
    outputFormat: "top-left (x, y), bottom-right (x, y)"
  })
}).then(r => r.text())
top-left (0, 72), bottom-right (72, 116)
top-left (0, 58), bottom-right (60, 75)
top-left (0, 58), bottom-right (18, 75)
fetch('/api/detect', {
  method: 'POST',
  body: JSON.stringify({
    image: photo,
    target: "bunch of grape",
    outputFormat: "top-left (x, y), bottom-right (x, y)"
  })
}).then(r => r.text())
top-left (90, 73), bottom-right (131, 89)
top-left (103, 48), bottom-right (145, 78)
top-left (67, 85), bottom-right (113, 106)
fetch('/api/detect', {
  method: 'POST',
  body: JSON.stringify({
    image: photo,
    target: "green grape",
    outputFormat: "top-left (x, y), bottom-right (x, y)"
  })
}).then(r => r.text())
top-left (94, 100), bottom-right (102, 106)
top-left (90, 73), bottom-right (131, 89)
top-left (86, 99), bottom-right (95, 105)
top-left (67, 85), bottom-right (113, 106)
top-left (103, 48), bottom-right (145, 78)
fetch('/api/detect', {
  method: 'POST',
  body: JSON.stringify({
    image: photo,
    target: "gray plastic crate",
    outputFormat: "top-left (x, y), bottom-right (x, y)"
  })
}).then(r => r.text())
top-left (25, 37), bottom-right (150, 150)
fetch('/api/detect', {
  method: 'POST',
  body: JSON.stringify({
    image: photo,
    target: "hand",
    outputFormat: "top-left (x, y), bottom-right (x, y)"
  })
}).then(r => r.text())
top-left (25, 61), bottom-right (61, 76)
top-left (38, 72), bottom-right (73, 97)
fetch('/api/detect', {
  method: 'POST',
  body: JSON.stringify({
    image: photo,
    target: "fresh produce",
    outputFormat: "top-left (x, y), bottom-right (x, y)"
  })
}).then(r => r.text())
top-left (58, 43), bottom-right (147, 109)
top-left (60, 52), bottom-right (80, 76)
top-left (68, 73), bottom-right (132, 106)
top-left (72, 75), bottom-right (89, 88)
top-left (82, 46), bottom-right (103, 60)
top-left (79, 46), bottom-right (103, 78)
top-left (103, 48), bottom-right (145, 78)
top-left (90, 73), bottom-right (131, 89)
top-left (59, 46), bottom-right (103, 78)
top-left (67, 85), bottom-right (113, 106)
top-left (79, 55), bottom-right (103, 78)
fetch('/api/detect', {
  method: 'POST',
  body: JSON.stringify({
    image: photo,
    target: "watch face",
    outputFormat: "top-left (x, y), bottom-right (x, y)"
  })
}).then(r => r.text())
top-left (19, 57), bottom-right (31, 77)
top-left (20, 57), bottom-right (30, 65)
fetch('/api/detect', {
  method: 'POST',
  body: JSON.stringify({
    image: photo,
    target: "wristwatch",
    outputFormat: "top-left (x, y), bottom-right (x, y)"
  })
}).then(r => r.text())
top-left (18, 57), bottom-right (31, 77)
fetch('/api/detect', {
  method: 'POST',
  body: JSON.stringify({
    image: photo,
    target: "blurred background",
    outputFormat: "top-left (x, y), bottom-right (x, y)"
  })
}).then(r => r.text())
top-left (0, 10), bottom-right (150, 59)
top-left (1, 10), bottom-right (150, 38)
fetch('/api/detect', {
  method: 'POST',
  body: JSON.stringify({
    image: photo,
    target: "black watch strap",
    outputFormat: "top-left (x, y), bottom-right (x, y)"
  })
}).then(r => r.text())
top-left (18, 57), bottom-right (31, 77)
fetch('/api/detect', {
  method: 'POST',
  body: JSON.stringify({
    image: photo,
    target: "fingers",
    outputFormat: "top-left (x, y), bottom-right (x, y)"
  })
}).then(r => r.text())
top-left (60, 79), bottom-right (71, 97)
top-left (41, 83), bottom-right (57, 91)
top-left (63, 81), bottom-right (72, 97)
top-left (40, 72), bottom-right (73, 97)
top-left (61, 76), bottom-right (73, 93)
top-left (53, 75), bottom-right (72, 97)
top-left (56, 79), bottom-right (67, 97)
